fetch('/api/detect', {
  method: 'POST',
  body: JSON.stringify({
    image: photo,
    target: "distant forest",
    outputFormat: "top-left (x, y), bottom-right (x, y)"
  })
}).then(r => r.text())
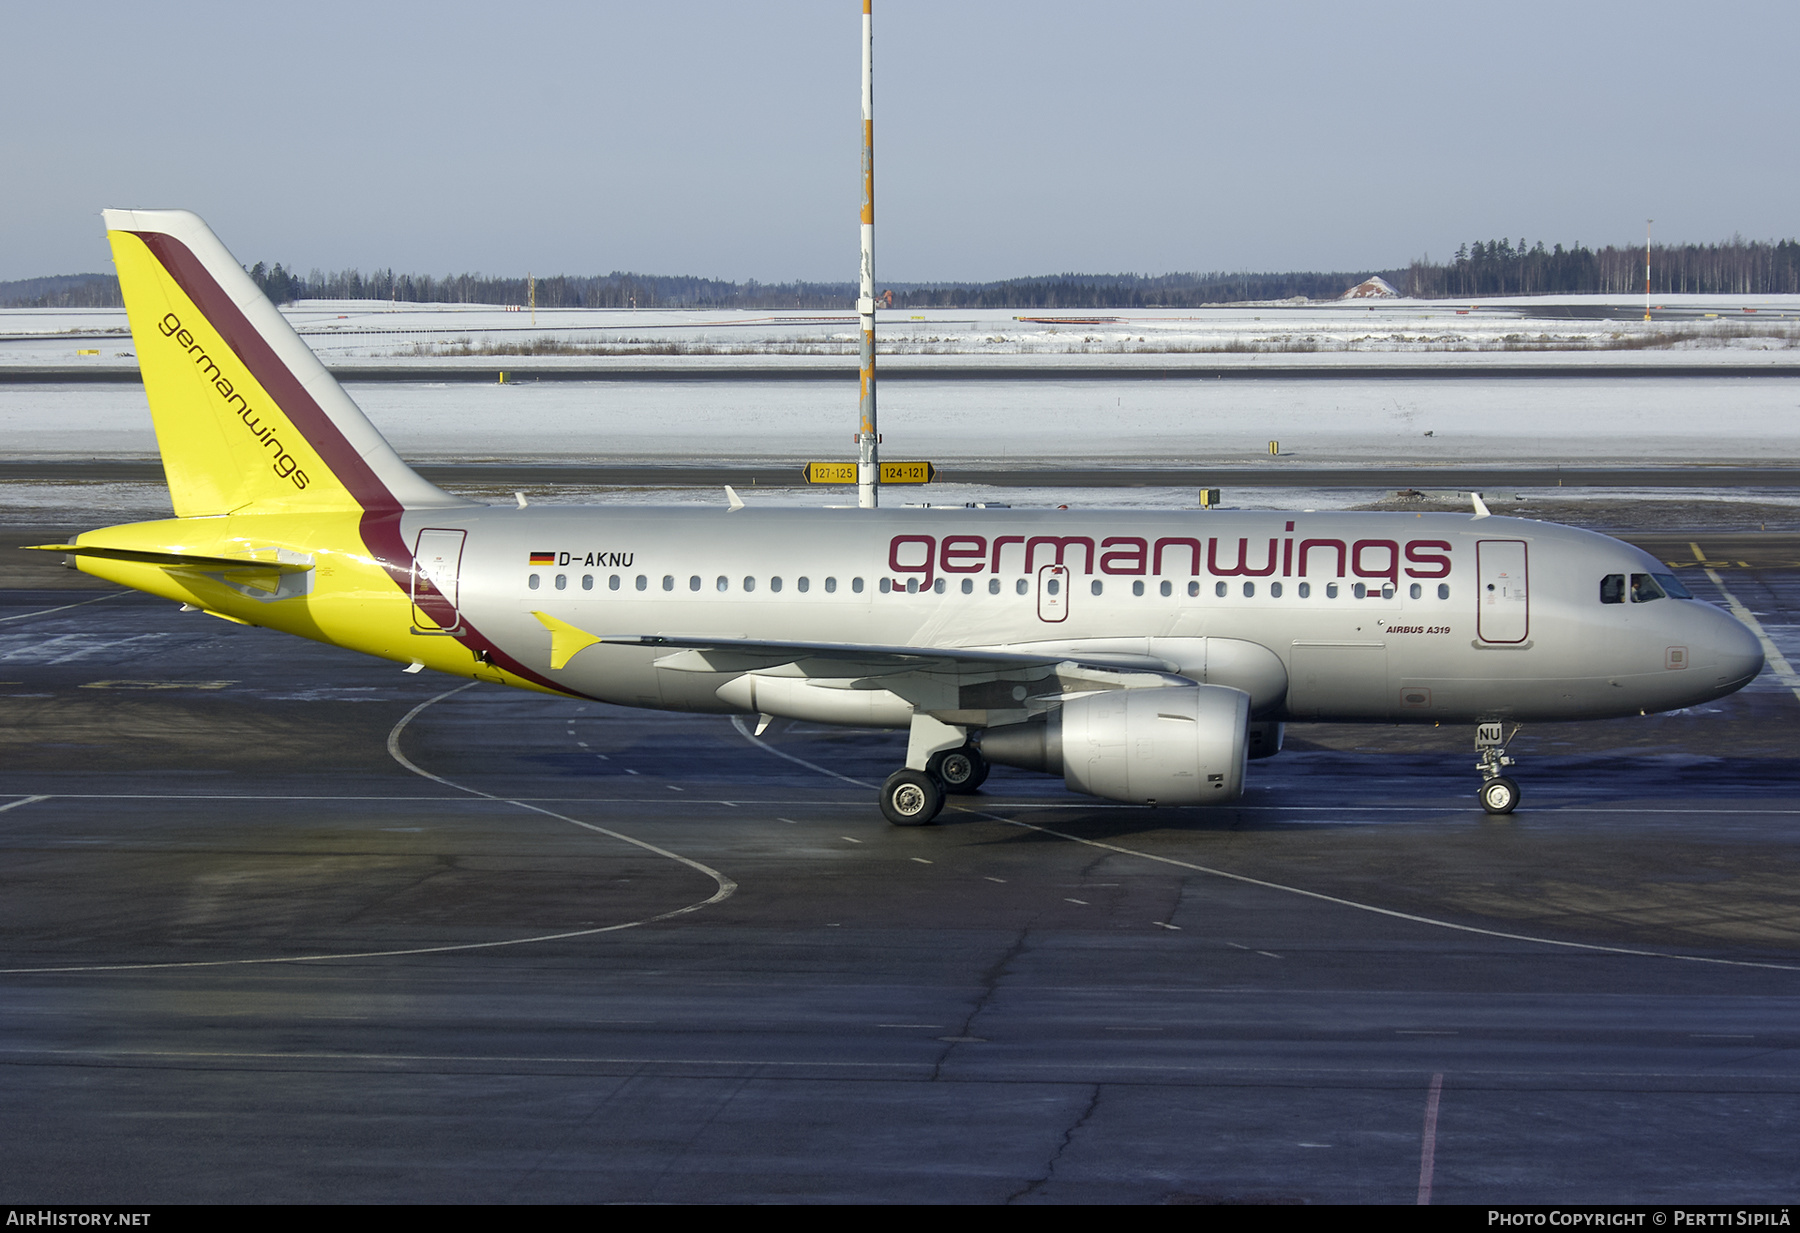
top-left (6, 235), bottom-right (1799, 310)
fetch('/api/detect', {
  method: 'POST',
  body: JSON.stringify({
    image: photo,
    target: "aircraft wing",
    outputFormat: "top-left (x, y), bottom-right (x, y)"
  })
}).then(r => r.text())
top-left (532, 618), bottom-right (1196, 725)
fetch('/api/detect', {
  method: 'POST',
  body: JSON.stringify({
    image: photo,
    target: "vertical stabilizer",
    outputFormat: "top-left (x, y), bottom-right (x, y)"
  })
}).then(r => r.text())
top-left (103, 208), bottom-right (468, 517)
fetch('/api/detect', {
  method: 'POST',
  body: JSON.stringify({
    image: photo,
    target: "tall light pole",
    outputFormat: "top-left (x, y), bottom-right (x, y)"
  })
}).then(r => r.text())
top-left (1644, 219), bottom-right (1653, 323)
top-left (856, 0), bottom-right (879, 509)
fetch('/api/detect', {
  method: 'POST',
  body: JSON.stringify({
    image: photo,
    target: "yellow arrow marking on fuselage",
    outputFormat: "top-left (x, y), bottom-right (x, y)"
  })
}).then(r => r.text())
top-left (531, 610), bottom-right (604, 670)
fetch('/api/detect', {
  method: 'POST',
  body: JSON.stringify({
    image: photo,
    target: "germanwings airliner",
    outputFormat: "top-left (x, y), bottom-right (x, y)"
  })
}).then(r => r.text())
top-left (38, 210), bottom-right (1765, 825)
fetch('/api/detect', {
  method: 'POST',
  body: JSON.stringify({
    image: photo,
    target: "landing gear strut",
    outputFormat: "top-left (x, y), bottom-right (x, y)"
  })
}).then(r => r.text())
top-left (928, 744), bottom-right (989, 794)
top-left (1475, 722), bottom-right (1520, 815)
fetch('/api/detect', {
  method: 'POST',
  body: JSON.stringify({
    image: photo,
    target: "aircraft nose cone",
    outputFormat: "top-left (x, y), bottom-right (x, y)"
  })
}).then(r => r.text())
top-left (1709, 606), bottom-right (1765, 690)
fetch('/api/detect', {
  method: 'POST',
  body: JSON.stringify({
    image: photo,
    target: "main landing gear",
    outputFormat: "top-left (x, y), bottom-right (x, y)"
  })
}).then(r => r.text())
top-left (880, 769), bottom-right (943, 826)
top-left (1475, 721), bottom-right (1521, 815)
top-left (878, 744), bottom-right (989, 826)
top-left (929, 745), bottom-right (989, 794)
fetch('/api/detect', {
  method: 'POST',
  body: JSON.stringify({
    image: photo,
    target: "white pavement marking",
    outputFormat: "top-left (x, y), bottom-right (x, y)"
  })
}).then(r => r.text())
top-left (988, 812), bottom-right (1800, 972)
top-left (731, 717), bottom-right (1800, 973)
top-left (0, 631), bottom-right (167, 664)
top-left (1417, 1072), bottom-right (1444, 1205)
top-left (0, 591), bottom-right (130, 624)
top-left (731, 715), bottom-right (876, 788)
top-left (0, 684), bottom-right (736, 977)
top-left (1693, 540), bottom-right (1800, 705)
top-left (0, 795), bottom-right (48, 814)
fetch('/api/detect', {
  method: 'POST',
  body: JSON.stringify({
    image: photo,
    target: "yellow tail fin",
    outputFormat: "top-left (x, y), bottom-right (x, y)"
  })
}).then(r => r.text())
top-left (104, 209), bottom-right (466, 517)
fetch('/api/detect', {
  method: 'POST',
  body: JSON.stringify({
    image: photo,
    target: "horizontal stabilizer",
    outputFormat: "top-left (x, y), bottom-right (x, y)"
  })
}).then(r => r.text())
top-left (23, 544), bottom-right (314, 574)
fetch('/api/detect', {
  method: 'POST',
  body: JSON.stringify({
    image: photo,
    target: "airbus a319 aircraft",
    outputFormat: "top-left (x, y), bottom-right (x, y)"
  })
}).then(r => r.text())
top-left (41, 210), bottom-right (1765, 825)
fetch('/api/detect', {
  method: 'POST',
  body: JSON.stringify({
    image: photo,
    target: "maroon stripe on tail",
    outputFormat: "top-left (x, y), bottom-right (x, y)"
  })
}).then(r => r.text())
top-left (135, 231), bottom-right (580, 699)
top-left (134, 232), bottom-right (401, 516)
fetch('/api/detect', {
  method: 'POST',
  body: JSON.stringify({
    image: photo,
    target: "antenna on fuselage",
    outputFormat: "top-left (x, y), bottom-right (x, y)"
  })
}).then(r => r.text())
top-left (1470, 492), bottom-right (1491, 519)
top-left (855, 0), bottom-right (880, 510)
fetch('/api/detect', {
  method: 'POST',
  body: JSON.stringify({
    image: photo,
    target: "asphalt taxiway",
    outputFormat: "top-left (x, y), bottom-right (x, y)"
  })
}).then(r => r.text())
top-left (1, 530), bottom-right (1798, 1203)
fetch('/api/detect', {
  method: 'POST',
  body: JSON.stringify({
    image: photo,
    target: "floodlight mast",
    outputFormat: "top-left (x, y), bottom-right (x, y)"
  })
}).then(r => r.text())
top-left (1645, 219), bottom-right (1653, 323)
top-left (856, 0), bottom-right (879, 509)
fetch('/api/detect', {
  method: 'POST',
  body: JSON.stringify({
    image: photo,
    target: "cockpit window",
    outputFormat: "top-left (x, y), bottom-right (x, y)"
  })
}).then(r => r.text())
top-left (1600, 574), bottom-right (1625, 604)
top-left (1653, 572), bottom-right (1693, 599)
top-left (1630, 573), bottom-right (1666, 603)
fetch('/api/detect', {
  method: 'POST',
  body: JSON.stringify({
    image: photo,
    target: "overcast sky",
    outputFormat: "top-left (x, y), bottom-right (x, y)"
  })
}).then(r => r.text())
top-left (4, 1), bottom-right (1796, 284)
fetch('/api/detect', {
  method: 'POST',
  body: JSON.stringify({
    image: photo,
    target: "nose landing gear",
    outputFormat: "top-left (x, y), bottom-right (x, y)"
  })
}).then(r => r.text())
top-left (1475, 721), bottom-right (1520, 814)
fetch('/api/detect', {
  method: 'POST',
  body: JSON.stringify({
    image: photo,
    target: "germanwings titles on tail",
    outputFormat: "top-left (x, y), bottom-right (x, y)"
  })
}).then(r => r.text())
top-left (41, 210), bottom-right (1765, 824)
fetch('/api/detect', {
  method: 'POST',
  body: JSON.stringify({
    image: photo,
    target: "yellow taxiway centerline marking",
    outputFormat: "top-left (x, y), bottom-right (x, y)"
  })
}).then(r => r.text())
top-left (1690, 541), bottom-right (1800, 705)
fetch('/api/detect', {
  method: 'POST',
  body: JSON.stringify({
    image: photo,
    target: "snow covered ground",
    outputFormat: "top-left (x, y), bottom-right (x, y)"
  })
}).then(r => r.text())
top-left (4, 296), bottom-right (1797, 523)
top-left (5, 296), bottom-right (1800, 373)
top-left (3, 371), bottom-right (1796, 467)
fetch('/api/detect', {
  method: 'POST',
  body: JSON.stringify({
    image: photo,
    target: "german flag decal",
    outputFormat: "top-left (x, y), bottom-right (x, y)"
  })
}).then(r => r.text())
top-left (529, 551), bottom-right (556, 565)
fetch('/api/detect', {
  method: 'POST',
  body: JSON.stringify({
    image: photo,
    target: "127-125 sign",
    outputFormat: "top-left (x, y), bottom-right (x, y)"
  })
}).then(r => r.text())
top-left (803, 461), bottom-right (936, 484)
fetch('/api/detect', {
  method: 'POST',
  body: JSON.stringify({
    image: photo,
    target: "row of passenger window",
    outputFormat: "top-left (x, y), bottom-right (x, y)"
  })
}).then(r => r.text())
top-left (901, 577), bottom-right (1450, 600)
top-left (526, 572), bottom-right (1453, 601)
top-left (529, 573), bottom-right (868, 593)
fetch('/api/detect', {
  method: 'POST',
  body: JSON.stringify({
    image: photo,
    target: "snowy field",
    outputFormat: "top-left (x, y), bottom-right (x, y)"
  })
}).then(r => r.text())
top-left (5, 296), bottom-right (1800, 374)
top-left (3, 371), bottom-right (1797, 468)
top-left (5, 296), bottom-right (1798, 526)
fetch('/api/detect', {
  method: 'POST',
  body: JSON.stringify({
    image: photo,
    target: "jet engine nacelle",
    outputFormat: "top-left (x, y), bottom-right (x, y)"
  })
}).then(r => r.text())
top-left (981, 684), bottom-right (1251, 805)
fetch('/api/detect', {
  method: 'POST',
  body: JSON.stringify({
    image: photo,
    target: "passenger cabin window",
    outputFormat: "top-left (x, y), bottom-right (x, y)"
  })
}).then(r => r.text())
top-left (663, 575), bottom-right (675, 591)
top-left (825, 577), bottom-right (838, 593)
top-left (528, 574), bottom-right (540, 590)
top-left (582, 574), bottom-right (594, 591)
top-left (555, 574), bottom-right (567, 590)
top-left (1437, 583), bottom-right (1450, 600)
top-left (608, 575), bottom-right (620, 590)
top-left (1601, 574), bottom-right (1626, 604)
top-left (798, 577), bottom-right (810, 592)
top-left (636, 575), bottom-right (647, 591)
top-left (1298, 582), bottom-right (1311, 598)
top-left (852, 578), bottom-right (864, 593)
